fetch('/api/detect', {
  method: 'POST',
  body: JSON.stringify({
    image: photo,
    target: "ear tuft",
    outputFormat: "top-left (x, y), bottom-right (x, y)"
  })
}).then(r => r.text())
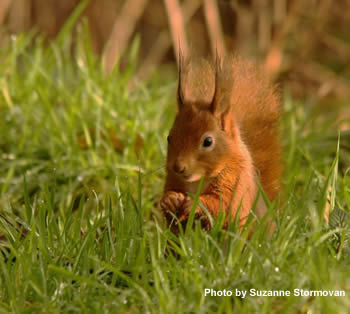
top-left (209, 55), bottom-right (230, 122)
top-left (177, 47), bottom-right (185, 110)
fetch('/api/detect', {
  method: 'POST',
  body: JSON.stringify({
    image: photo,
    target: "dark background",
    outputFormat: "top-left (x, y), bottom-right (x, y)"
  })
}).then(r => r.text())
top-left (1, 0), bottom-right (349, 126)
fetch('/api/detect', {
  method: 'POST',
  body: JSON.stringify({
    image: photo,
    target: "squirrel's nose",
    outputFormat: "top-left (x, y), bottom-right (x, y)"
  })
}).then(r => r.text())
top-left (173, 161), bottom-right (186, 174)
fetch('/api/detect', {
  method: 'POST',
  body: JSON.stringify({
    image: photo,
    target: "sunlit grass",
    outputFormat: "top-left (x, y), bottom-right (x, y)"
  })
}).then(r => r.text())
top-left (0, 28), bottom-right (350, 313)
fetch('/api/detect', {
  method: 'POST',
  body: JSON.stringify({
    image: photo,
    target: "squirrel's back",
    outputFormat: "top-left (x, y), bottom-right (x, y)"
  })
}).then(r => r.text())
top-left (223, 57), bottom-right (281, 200)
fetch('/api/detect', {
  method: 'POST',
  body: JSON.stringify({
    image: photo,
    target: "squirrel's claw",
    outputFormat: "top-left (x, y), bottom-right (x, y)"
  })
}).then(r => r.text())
top-left (178, 199), bottom-right (190, 221)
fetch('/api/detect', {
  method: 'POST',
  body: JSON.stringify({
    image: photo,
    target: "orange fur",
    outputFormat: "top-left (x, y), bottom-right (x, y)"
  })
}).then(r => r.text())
top-left (160, 55), bottom-right (282, 230)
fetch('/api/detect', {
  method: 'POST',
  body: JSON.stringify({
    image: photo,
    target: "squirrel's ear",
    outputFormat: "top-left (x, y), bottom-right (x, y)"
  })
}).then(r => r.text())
top-left (177, 48), bottom-right (185, 111)
top-left (209, 55), bottom-right (229, 120)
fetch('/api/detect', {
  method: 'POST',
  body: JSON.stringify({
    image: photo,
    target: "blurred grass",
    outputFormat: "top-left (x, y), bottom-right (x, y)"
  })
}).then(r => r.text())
top-left (0, 26), bottom-right (350, 313)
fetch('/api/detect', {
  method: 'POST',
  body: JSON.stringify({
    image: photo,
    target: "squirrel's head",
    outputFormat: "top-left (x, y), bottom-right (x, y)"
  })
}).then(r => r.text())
top-left (166, 57), bottom-right (239, 183)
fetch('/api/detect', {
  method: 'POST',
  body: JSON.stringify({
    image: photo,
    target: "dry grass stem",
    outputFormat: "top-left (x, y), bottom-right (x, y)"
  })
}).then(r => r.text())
top-left (163, 0), bottom-right (188, 64)
top-left (203, 0), bottom-right (226, 57)
top-left (103, 0), bottom-right (148, 75)
top-left (136, 0), bottom-right (201, 80)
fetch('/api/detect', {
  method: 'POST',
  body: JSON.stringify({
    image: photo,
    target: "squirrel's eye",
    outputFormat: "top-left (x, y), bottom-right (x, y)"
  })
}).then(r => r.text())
top-left (167, 135), bottom-right (170, 143)
top-left (203, 136), bottom-right (213, 147)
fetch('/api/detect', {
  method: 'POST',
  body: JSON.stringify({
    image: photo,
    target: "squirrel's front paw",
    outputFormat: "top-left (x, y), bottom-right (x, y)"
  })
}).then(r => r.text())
top-left (178, 196), bottom-right (205, 222)
top-left (178, 197), bottom-right (211, 230)
top-left (160, 191), bottom-right (186, 215)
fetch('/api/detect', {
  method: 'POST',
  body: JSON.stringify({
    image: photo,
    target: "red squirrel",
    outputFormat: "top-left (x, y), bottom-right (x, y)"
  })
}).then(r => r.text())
top-left (160, 55), bottom-right (282, 230)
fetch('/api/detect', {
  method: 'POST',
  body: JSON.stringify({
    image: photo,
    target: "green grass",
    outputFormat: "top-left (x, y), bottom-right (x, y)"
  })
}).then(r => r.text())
top-left (0, 29), bottom-right (350, 313)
